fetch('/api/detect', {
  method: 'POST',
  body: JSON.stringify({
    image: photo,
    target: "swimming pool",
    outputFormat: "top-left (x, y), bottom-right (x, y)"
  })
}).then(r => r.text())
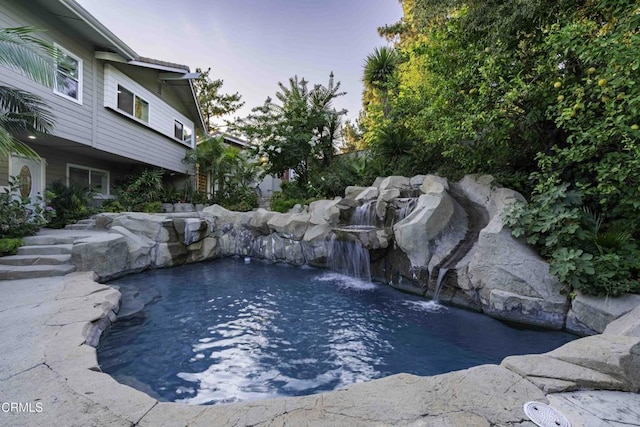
top-left (98, 258), bottom-right (575, 405)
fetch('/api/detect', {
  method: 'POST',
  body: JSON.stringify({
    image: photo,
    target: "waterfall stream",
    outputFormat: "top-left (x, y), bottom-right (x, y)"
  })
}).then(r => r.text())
top-left (326, 234), bottom-right (372, 282)
top-left (432, 268), bottom-right (449, 303)
top-left (351, 200), bottom-right (377, 226)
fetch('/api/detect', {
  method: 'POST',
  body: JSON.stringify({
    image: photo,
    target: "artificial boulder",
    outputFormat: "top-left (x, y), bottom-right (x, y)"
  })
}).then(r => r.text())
top-left (393, 186), bottom-right (456, 270)
top-left (71, 234), bottom-right (129, 281)
top-left (567, 292), bottom-right (640, 336)
top-left (456, 175), bottom-right (569, 329)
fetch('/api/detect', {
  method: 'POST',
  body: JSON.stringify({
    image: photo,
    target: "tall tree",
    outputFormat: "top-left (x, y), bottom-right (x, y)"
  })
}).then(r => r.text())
top-left (0, 27), bottom-right (56, 158)
top-left (234, 73), bottom-right (346, 188)
top-left (340, 118), bottom-right (365, 153)
top-left (193, 67), bottom-right (244, 133)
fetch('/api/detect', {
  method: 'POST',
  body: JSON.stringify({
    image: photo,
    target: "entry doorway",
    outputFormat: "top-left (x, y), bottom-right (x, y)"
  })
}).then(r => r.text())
top-left (10, 154), bottom-right (46, 203)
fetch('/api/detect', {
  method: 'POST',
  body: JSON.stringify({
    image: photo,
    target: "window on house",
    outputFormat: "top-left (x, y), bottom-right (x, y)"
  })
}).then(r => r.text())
top-left (135, 97), bottom-right (149, 122)
top-left (68, 165), bottom-right (109, 195)
top-left (117, 85), bottom-right (149, 123)
top-left (174, 120), bottom-right (184, 140)
top-left (174, 120), bottom-right (193, 144)
top-left (183, 125), bottom-right (193, 143)
top-left (54, 45), bottom-right (82, 103)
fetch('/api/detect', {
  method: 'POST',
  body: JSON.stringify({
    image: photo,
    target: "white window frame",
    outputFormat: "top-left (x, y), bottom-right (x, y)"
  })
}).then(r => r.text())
top-left (117, 84), bottom-right (150, 124)
top-left (53, 44), bottom-right (83, 104)
top-left (67, 164), bottom-right (110, 196)
top-left (173, 119), bottom-right (193, 145)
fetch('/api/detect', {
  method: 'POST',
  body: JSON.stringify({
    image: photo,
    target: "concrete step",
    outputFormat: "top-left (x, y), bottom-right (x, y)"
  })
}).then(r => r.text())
top-left (65, 219), bottom-right (96, 231)
top-left (258, 198), bottom-right (271, 209)
top-left (17, 244), bottom-right (73, 256)
top-left (22, 235), bottom-right (77, 246)
top-left (0, 254), bottom-right (72, 266)
top-left (0, 264), bottom-right (76, 280)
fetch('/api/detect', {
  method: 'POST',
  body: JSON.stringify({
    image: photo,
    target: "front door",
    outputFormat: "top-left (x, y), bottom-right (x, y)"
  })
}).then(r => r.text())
top-left (10, 155), bottom-right (45, 203)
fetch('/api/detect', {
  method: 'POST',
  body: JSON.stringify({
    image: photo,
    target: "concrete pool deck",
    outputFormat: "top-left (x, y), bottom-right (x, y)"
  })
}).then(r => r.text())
top-left (0, 231), bottom-right (639, 426)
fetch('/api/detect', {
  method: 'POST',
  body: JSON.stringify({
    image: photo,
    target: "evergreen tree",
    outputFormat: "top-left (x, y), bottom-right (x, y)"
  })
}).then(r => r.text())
top-left (193, 67), bottom-right (244, 133)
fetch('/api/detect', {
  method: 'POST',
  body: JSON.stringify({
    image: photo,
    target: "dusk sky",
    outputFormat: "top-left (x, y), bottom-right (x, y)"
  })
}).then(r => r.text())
top-left (75, 0), bottom-right (403, 129)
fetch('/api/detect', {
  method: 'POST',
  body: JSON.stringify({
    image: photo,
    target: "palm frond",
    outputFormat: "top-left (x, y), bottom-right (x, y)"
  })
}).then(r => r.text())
top-left (0, 27), bottom-right (57, 87)
top-left (363, 46), bottom-right (398, 89)
top-left (0, 85), bottom-right (55, 134)
top-left (0, 126), bottom-right (39, 158)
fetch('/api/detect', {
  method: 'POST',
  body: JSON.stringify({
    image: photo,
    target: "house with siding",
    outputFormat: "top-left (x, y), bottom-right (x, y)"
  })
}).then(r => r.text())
top-left (0, 0), bottom-right (205, 201)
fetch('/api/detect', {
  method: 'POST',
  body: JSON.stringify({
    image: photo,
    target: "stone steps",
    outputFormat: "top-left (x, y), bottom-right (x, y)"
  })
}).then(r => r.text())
top-left (23, 235), bottom-right (76, 246)
top-left (65, 219), bottom-right (96, 230)
top-left (258, 198), bottom-right (271, 210)
top-left (0, 264), bottom-right (76, 280)
top-left (18, 244), bottom-right (73, 255)
top-left (0, 254), bottom-right (72, 266)
top-left (0, 235), bottom-right (78, 280)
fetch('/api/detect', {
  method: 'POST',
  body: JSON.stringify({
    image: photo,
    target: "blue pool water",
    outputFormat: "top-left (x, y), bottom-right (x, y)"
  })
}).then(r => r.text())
top-left (98, 258), bottom-right (576, 405)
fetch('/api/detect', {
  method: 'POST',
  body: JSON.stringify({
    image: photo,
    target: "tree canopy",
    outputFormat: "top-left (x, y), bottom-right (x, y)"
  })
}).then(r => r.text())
top-left (362, 0), bottom-right (640, 296)
top-left (193, 67), bottom-right (244, 133)
top-left (234, 73), bottom-right (347, 189)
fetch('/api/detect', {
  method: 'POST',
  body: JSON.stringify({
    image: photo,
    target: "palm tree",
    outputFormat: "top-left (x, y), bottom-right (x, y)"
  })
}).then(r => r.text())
top-left (363, 46), bottom-right (398, 117)
top-left (0, 27), bottom-right (56, 158)
top-left (183, 134), bottom-right (225, 198)
top-left (183, 135), bottom-right (259, 201)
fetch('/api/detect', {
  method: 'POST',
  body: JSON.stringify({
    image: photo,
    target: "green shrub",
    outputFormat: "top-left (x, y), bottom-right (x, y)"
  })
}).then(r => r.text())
top-left (114, 168), bottom-right (165, 211)
top-left (307, 156), bottom-right (367, 198)
top-left (45, 181), bottom-right (95, 229)
top-left (219, 187), bottom-right (258, 212)
top-left (0, 238), bottom-right (23, 256)
top-left (269, 191), bottom-right (307, 213)
top-left (503, 184), bottom-right (640, 296)
top-left (141, 201), bottom-right (162, 213)
top-left (100, 199), bottom-right (125, 213)
top-left (0, 176), bottom-right (47, 238)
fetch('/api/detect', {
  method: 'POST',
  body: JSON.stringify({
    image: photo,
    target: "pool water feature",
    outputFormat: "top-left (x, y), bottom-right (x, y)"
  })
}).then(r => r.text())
top-left (98, 258), bottom-right (576, 406)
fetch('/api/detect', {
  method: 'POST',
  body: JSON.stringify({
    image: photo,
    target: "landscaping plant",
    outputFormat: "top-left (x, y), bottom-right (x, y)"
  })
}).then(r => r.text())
top-left (0, 176), bottom-right (47, 238)
top-left (45, 180), bottom-right (94, 228)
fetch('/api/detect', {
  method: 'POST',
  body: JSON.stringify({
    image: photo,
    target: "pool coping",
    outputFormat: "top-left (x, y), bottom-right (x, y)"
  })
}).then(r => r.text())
top-left (1, 270), bottom-right (639, 425)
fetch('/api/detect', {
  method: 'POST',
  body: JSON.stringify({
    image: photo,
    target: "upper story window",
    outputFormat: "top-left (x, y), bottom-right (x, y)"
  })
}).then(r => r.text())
top-left (174, 119), bottom-right (193, 144)
top-left (117, 85), bottom-right (149, 123)
top-left (54, 45), bottom-right (83, 104)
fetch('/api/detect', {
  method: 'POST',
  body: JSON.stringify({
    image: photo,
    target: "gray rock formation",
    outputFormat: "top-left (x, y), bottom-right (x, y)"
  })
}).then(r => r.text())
top-left (71, 234), bottom-right (130, 281)
top-left (82, 174), bottom-right (634, 333)
top-left (393, 176), bottom-right (457, 271)
top-left (456, 175), bottom-right (570, 329)
top-left (567, 292), bottom-right (640, 335)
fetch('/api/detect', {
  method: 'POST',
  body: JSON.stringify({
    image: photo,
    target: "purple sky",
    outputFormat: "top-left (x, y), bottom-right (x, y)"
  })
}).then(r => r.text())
top-left (75, 0), bottom-right (403, 129)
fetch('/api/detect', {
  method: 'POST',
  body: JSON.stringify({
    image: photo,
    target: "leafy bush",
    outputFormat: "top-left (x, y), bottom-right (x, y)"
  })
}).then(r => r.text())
top-left (307, 156), bottom-right (367, 198)
top-left (268, 183), bottom-right (316, 213)
top-left (0, 176), bottom-right (47, 238)
top-left (220, 187), bottom-right (258, 212)
top-left (100, 199), bottom-right (125, 213)
top-left (0, 238), bottom-right (23, 256)
top-left (113, 168), bottom-right (165, 211)
top-left (503, 184), bottom-right (640, 296)
top-left (45, 181), bottom-right (95, 228)
top-left (141, 201), bottom-right (163, 213)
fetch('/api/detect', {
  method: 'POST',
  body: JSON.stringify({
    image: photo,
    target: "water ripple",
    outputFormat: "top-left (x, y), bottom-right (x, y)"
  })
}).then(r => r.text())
top-left (98, 259), bottom-right (577, 405)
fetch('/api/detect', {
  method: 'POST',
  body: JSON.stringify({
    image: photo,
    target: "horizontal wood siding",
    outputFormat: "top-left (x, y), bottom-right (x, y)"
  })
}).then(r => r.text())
top-left (103, 64), bottom-right (195, 146)
top-left (0, 0), bottom-right (95, 146)
top-left (97, 64), bottom-right (194, 173)
top-left (113, 64), bottom-right (191, 117)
